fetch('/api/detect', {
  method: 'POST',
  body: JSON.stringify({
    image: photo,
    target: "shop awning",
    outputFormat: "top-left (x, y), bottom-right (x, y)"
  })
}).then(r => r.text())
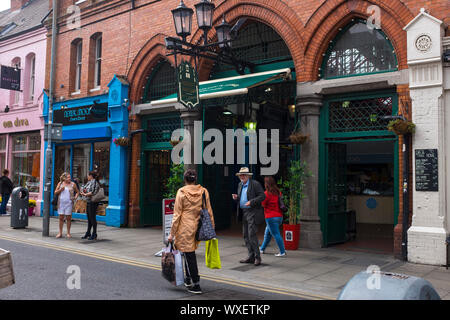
top-left (151, 68), bottom-right (292, 106)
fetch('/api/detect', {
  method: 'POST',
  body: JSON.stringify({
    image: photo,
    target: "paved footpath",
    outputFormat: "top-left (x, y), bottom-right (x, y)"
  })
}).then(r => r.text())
top-left (0, 215), bottom-right (448, 300)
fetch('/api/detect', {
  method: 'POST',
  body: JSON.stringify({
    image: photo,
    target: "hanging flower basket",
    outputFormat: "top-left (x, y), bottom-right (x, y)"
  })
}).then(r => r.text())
top-left (387, 119), bottom-right (416, 135)
top-left (169, 138), bottom-right (181, 147)
top-left (113, 137), bottom-right (130, 147)
top-left (289, 132), bottom-right (310, 144)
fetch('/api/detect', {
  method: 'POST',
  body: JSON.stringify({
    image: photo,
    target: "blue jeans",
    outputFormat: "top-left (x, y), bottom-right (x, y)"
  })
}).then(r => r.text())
top-left (260, 217), bottom-right (285, 254)
top-left (0, 193), bottom-right (10, 215)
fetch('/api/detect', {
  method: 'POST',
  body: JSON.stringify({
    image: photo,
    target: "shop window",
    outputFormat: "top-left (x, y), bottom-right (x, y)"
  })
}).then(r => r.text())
top-left (322, 20), bottom-right (397, 79)
top-left (142, 60), bottom-right (176, 103)
top-left (72, 143), bottom-right (91, 185)
top-left (93, 141), bottom-right (109, 197)
top-left (11, 132), bottom-right (41, 193)
top-left (54, 145), bottom-right (71, 186)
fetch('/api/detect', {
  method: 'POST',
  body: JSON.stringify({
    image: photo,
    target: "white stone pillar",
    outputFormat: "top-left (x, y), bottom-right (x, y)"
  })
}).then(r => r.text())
top-left (404, 9), bottom-right (448, 265)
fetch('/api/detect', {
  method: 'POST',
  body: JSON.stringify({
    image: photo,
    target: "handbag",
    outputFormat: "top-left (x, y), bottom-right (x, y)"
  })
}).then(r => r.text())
top-left (51, 194), bottom-right (58, 206)
top-left (91, 183), bottom-right (105, 202)
top-left (205, 238), bottom-right (221, 269)
top-left (278, 194), bottom-right (288, 213)
top-left (195, 192), bottom-right (216, 241)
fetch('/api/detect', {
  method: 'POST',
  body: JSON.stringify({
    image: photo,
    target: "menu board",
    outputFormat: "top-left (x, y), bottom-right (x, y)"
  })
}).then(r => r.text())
top-left (415, 149), bottom-right (438, 191)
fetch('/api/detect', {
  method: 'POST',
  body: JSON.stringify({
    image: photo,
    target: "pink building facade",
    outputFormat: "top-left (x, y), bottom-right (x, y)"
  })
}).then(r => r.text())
top-left (0, 3), bottom-right (47, 213)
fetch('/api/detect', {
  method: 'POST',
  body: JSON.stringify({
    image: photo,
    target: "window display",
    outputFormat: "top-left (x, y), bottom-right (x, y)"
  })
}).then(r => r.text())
top-left (11, 132), bottom-right (41, 193)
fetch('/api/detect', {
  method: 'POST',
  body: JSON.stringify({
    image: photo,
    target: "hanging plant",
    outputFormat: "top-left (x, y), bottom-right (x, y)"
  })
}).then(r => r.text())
top-left (289, 132), bottom-right (310, 144)
top-left (113, 136), bottom-right (130, 147)
top-left (289, 119), bottom-right (310, 144)
top-left (387, 119), bottom-right (416, 135)
top-left (170, 138), bottom-right (181, 147)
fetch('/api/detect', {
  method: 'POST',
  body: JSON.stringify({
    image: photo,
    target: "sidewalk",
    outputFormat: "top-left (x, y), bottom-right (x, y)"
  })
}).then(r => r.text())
top-left (0, 215), bottom-right (448, 300)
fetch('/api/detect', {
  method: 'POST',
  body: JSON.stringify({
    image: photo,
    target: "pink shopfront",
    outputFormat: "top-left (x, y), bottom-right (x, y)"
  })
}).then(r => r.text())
top-left (0, 112), bottom-right (44, 214)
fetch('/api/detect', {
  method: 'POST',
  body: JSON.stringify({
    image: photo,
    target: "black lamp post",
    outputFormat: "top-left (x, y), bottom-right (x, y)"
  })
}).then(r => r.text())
top-left (171, 0), bottom-right (194, 42)
top-left (215, 15), bottom-right (232, 48)
top-left (167, 0), bottom-right (254, 75)
top-left (195, 0), bottom-right (215, 45)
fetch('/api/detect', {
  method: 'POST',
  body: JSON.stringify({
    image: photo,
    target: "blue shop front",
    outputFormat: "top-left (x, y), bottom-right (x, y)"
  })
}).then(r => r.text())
top-left (42, 75), bottom-right (129, 227)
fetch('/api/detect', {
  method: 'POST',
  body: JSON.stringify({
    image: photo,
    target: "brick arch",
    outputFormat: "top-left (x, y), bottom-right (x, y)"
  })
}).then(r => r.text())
top-left (127, 33), bottom-right (175, 104)
top-left (189, 0), bottom-right (306, 82)
top-left (304, 0), bottom-right (414, 82)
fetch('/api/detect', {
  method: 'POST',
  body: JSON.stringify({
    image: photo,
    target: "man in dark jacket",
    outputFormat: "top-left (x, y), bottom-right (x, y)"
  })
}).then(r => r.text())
top-left (232, 167), bottom-right (265, 266)
top-left (0, 169), bottom-right (14, 215)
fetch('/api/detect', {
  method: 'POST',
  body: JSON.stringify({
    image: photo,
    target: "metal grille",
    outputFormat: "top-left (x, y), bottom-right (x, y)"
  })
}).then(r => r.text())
top-left (211, 21), bottom-right (291, 75)
top-left (328, 97), bottom-right (393, 132)
top-left (323, 22), bottom-right (397, 78)
top-left (146, 117), bottom-right (181, 143)
top-left (143, 60), bottom-right (176, 103)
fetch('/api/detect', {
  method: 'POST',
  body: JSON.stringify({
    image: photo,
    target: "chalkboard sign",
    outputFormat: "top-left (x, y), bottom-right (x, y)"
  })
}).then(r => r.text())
top-left (415, 149), bottom-right (438, 191)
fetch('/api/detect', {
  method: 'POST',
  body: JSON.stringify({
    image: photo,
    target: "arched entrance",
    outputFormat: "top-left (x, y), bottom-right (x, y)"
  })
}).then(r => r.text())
top-left (199, 20), bottom-right (297, 230)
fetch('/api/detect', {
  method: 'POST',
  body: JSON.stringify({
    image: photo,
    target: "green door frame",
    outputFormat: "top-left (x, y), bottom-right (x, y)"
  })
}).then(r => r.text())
top-left (139, 113), bottom-right (182, 226)
top-left (319, 90), bottom-right (399, 246)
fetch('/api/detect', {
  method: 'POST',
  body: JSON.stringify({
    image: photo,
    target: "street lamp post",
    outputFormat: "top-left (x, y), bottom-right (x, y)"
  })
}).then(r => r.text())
top-left (43, 0), bottom-right (58, 236)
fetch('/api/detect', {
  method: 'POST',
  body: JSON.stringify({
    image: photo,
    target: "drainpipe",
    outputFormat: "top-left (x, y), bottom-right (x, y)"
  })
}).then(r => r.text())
top-left (43, 0), bottom-right (58, 236)
top-left (401, 133), bottom-right (410, 261)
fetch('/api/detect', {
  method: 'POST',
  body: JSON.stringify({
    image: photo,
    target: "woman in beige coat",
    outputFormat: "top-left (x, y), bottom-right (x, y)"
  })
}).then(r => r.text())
top-left (168, 169), bottom-right (214, 294)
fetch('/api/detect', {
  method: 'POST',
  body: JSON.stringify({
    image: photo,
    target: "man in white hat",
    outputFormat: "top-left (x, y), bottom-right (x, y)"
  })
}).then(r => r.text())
top-left (232, 167), bottom-right (265, 266)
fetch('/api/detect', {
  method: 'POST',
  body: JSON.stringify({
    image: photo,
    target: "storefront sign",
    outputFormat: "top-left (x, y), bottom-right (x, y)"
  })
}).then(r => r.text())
top-left (3, 118), bottom-right (29, 128)
top-left (162, 198), bottom-right (175, 244)
top-left (177, 61), bottom-right (199, 109)
top-left (0, 65), bottom-right (21, 91)
top-left (415, 149), bottom-right (438, 191)
top-left (53, 103), bottom-right (108, 125)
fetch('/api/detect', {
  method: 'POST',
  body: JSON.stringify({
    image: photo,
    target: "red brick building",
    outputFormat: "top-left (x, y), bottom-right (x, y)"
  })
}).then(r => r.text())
top-left (44, 0), bottom-right (450, 262)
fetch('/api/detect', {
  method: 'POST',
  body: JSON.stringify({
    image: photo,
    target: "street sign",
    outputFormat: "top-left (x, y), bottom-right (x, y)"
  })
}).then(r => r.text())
top-left (1, 65), bottom-right (21, 91)
top-left (177, 61), bottom-right (199, 109)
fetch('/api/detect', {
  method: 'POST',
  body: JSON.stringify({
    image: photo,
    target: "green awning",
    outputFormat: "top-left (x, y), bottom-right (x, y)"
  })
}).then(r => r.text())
top-left (151, 68), bottom-right (291, 106)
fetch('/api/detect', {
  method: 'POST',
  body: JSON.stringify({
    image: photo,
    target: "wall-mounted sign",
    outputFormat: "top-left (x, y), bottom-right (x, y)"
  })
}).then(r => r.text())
top-left (3, 118), bottom-right (29, 128)
top-left (1, 65), bottom-right (21, 91)
top-left (415, 149), bottom-right (438, 191)
top-left (53, 103), bottom-right (108, 126)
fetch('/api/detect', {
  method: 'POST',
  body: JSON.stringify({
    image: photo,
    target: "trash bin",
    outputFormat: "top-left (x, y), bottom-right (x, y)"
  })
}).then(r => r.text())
top-left (10, 187), bottom-right (29, 229)
top-left (338, 271), bottom-right (441, 300)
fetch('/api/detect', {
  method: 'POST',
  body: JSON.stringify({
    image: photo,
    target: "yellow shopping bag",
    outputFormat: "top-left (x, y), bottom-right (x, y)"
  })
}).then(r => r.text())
top-left (205, 238), bottom-right (221, 269)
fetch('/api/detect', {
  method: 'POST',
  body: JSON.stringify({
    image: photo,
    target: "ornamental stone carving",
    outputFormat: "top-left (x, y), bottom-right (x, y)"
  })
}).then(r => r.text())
top-left (415, 34), bottom-right (432, 53)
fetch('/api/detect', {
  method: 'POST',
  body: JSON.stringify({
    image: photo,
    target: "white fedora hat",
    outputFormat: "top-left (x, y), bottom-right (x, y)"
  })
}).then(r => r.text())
top-left (236, 167), bottom-right (253, 176)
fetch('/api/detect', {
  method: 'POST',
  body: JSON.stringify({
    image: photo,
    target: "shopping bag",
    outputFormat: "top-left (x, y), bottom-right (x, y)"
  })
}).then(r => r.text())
top-left (174, 249), bottom-right (184, 286)
top-left (161, 243), bottom-right (176, 285)
top-left (205, 238), bottom-right (221, 269)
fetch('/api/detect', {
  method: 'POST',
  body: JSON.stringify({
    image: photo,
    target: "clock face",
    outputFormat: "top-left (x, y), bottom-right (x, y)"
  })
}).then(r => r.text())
top-left (415, 34), bottom-right (432, 53)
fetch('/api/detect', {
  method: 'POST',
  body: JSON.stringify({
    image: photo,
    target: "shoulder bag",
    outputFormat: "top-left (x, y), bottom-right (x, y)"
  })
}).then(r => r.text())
top-left (91, 181), bottom-right (105, 202)
top-left (195, 192), bottom-right (216, 241)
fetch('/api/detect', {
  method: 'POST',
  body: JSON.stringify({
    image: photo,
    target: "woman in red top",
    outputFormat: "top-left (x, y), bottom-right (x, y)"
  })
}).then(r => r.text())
top-left (260, 176), bottom-right (286, 256)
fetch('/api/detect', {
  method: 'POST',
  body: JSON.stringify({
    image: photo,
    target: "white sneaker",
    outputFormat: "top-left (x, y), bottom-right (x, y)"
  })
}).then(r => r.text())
top-left (275, 252), bottom-right (286, 257)
top-left (259, 248), bottom-right (265, 254)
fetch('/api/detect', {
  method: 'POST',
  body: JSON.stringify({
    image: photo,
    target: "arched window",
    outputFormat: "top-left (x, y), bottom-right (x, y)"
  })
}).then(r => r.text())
top-left (70, 38), bottom-right (83, 93)
top-left (321, 20), bottom-right (397, 79)
top-left (25, 53), bottom-right (36, 102)
top-left (210, 20), bottom-right (292, 78)
top-left (142, 60), bottom-right (176, 103)
top-left (89, 33), bottom-right (102, 90)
